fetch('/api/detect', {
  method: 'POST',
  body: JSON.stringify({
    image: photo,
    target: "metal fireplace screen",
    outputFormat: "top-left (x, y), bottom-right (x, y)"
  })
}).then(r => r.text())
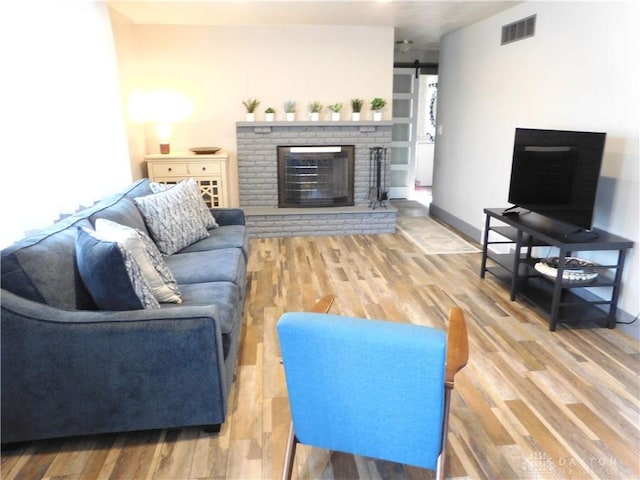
top-left (277, 145), bottom-right (355, 208)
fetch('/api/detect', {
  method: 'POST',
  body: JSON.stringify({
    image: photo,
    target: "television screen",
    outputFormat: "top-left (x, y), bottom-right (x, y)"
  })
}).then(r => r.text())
top-left (507, 128), bottom-right (606, 231)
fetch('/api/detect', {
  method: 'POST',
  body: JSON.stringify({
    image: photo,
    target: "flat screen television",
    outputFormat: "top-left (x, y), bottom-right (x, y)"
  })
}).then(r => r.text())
top-left (507, 128), bottom-right (606, 231)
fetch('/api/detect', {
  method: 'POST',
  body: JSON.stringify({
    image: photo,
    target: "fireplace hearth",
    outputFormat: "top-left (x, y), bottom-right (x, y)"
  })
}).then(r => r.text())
top-left (278, 145), bottom-right (354, 208)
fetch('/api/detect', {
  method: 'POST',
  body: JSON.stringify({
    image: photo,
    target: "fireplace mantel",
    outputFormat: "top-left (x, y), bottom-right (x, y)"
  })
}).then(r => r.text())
top-left (236, 120), bottom-right (392, 128)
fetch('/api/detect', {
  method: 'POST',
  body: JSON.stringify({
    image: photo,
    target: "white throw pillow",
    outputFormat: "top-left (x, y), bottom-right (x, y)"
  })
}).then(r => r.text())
top-left (94, 219), bottom-right (182, 303)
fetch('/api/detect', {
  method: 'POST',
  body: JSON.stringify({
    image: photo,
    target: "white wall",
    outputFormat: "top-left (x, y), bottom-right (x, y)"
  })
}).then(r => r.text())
top-left (111, 23), bottom-right (394, 205)
top-left (1, 0), bottom-right (132, 247)
top-left (434, 2), bottom-right (639, 318)
top-left (110, 7), bottom-right (147, 180)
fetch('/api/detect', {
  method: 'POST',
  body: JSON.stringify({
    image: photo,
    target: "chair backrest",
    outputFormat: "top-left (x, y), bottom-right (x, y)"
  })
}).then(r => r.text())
top-left (278, 313), bottom-right (449, 470)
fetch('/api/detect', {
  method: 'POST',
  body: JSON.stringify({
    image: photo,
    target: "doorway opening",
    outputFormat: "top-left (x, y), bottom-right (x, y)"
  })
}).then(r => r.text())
top-left (411, 74), bottom-right (438, 208)
top-left (391, 65), bottom-right (438, 206)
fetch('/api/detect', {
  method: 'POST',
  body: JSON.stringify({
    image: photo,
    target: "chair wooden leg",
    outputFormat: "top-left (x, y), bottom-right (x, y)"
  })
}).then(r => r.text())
top-left (282, 421), bottom-right (298, 480)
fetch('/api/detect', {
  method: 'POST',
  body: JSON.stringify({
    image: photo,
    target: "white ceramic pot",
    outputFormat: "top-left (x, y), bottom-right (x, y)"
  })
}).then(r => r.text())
top-left (310, 112), bottom-right (320, 121)
top-left (352, 112), bottom-right (361, 121)
top-left (286, 112), bottom-right (295, 121)
top-left (246, 113), bottom-right (255, 122)
top-left (331, 112), bottom-right (340, 121)
top-left (373, 111), bottom-right (383, 121)
top-left (265, 113), bottom-right (275, 122)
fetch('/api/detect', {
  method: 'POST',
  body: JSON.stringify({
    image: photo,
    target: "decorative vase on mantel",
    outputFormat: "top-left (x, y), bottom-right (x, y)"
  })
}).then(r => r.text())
top-left (264, 107), bottom-right (276, 122)
top-left (309, 101), bottom-right (322, 122)
top-left (284, 101), bottom-right (296, 122)
top-left (328, 103), bottom-right (343, 122)
top-left (350, 98), bottom-right (363, 122)
top-left (370, 97), bottom-right (387, 122)
top-left (242, 98), bottom-right (260, 122)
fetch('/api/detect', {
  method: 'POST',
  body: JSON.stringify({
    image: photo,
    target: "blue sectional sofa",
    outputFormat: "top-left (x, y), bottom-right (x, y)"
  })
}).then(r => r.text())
top-left (1, 179), bottom-right (249, 444)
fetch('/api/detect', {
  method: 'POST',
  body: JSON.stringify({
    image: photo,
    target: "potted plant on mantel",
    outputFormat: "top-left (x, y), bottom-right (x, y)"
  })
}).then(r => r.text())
top-left (370, 97), bottom-right (387, 121)
top-left (284, 101), bottom-right (296, 121)
top-left (242, 98), bottom-right (260, 121)
top-left (309, 101), bottom-right (323, 121)
top-left (265, 107), bottom-right (276, 122)
top-left (351, 98), bottom-right (363, 121)
top-left (328, 103), bottom-right (343, 121)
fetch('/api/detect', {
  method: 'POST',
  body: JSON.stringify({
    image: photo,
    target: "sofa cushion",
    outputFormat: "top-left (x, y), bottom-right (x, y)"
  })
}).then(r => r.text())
top-left (94, 219), bottom-right (182, 304)
top-left (75, 228), bottom-right (160, 310)
top-left (90, 197), bottom-right (149, 236)
top-left (123, 178), bottom-right (154, 198)
top-left (133, 181), bottom-right (210, 255)
top-left (178, 225), bottom-right (249, 259)
top-left (1, 218), bottom-right (96, 309)
top-left (0, 179), bottom-right (153, 310)
top-left (166, 281), bottom-right (240, 335)
top-left (165, 248), bottom-right (247, 289)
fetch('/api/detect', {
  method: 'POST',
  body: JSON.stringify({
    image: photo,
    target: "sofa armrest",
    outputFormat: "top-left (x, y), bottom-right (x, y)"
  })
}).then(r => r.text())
top-left (1, 289), bottom-right (229, 443)
top-left (210, 208), bottom-right (246, 226)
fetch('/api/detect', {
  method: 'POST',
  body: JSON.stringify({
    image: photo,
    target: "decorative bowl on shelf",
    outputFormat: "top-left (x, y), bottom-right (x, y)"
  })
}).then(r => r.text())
top-left (190, 147), bottom-right (221, 154)
top-left (534, 257), bottom-right (598, 285)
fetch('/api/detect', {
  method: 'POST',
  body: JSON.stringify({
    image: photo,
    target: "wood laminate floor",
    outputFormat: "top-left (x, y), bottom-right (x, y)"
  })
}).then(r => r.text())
top-left (2, 229), bottom-right (639, 479)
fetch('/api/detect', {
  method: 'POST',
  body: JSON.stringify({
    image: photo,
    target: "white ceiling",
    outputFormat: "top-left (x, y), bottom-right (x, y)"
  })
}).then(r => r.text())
top-left (108, 0), bottom-right (521, 53)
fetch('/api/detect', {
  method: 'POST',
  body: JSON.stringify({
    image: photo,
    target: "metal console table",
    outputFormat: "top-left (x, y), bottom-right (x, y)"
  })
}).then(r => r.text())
top-left (480, 208), bottom-right (633, 331)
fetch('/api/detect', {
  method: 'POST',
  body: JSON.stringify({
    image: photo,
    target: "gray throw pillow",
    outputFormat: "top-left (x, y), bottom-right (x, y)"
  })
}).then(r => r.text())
top-left (134, 180), bottom-right (211, 255)
top-left (94, 218), bottom-right (182, 304)
top-left (75, 227), bottom-right (160, 310)
top-left (150, 179), bottom-right (218, 229)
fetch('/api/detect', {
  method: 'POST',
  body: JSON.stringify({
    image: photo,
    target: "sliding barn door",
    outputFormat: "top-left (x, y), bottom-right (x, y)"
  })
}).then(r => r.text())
top-left (390, 67), bottom-right (419, 198)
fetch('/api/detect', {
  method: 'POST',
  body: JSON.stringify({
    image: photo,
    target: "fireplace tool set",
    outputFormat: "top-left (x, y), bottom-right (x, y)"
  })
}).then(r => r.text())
top-left (369, 147), bottom-right (388, 209)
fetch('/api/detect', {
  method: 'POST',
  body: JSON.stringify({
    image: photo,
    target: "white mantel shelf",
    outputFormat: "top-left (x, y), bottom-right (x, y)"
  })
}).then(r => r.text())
top-left (236, 121), bottom-right (393, 127)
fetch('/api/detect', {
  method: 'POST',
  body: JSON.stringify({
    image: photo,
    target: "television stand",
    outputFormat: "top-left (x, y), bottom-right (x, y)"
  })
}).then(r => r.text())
top-left (563, 229), bottom-right (600, 242)
top-left (480, 208), bottom-right (633, 331)
top-left (501, 205), bottom-right (521, 215)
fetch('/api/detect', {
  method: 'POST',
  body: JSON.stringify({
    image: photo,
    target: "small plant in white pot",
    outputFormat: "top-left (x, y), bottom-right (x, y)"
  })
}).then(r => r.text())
top-left (242, 98), bottom-right (260, 121)
top-left (265, 107), bottom-right (276, 122)
top-left (309, 101), bottom-right (323, 121)
top-left (328, 103), bottom-right (343, 121)
top-left (351, 98), bottom-right (363, 121)
top-left (370, 97), bottom-right (387, 121)
top-left (284, 101), bottom-right (296, 121)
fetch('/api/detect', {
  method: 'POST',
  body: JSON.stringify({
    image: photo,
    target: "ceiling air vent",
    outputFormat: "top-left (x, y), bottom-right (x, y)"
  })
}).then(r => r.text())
top-left (501, 14), bottom-right (536, 45)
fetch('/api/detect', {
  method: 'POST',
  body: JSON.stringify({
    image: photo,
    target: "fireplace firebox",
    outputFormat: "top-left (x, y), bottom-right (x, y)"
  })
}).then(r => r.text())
top-left (277, 145), bottom-right (354, 208)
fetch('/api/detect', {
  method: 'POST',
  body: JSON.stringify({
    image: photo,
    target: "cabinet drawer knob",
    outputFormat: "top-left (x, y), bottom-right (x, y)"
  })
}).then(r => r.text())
top-left (168, 167), bottom-right (172, 172)
top-left (202, 167), bottom-right (207, 171)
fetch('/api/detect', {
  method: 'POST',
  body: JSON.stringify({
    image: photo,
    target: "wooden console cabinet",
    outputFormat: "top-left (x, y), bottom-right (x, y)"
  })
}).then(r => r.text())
top-left (145, 152), bottom-right (228, 207)
top-left (480, 208), bottom-right (633, 331)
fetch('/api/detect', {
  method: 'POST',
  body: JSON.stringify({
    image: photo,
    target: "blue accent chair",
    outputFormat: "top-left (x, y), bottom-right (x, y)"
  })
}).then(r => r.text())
top-left (277, 306), bottom-right (469, 480)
